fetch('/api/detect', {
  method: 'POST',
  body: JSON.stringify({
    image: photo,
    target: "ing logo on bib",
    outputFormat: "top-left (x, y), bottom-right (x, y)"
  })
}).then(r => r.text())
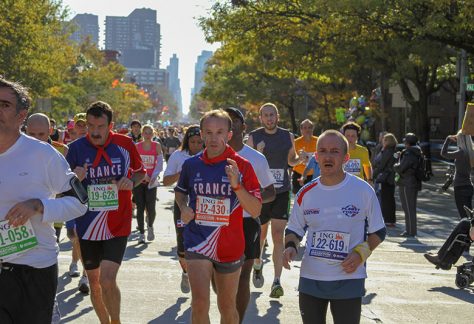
top-left (341, 205), bottom-right (360, 218)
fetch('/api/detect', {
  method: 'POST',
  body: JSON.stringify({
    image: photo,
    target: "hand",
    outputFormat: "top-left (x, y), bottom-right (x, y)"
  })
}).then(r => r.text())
top-left (341, 252), bottom-right (363, 274)
top-left (142, 174), bottom-right (151, 183)
top-left (297, 149), bottom-right (307, 163)
top-left (256, 141), bottom-right (265, 153)
top-left (225, 158), bottom-right (240, 188)
top-left (448, 135), bottom-right (457, 142)
top-left (180, 206), bottom-right (195, 224)
top-left (5, 199), bottom-right (43, 227)
top-left (283, 247), bottom-right (297, 270)
top-left (114, 177), bottom-right (134, 191)
top-left (74, 163), bottom-right (88, 181)
top-left (298, 177), bottom-right (304, 186)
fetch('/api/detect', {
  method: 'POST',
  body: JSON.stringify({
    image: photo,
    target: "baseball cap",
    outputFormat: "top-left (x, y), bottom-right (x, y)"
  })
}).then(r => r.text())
top-left (74, 113), bottom-right (86, 124)
top-left (66, 120), bottom-right (75, 130)
top-left (403, 133), bottom-right (418, 145)
top-left (224, 107), bottom-right (245, 124)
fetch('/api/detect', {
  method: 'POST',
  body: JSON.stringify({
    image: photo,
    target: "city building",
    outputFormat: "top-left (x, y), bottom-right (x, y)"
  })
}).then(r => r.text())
top-left (166, 54), bottom-right (183, 112)
top-left (126, 68), bottom-right (168, 89)
top-left (69, 13), bottom-right (99, 45)
top-left (192, 50), bottom-right (213, 98)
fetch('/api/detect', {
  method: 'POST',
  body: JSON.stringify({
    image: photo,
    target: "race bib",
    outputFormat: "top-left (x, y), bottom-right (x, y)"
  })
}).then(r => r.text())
top-left (140, 154), bottom-right (155, 170)
top-left (195, 196), bottom-right (231, 227)
top-left (309, 230), bottom-right (350, 263)
top-left (88, 184), bottom-right (119, 211)
top-left (0, 220), bottom-right (38, 260)
top-left (270, 169), bottom-right (285, 188)
top-left (344, 159), bottom-right (362, 175)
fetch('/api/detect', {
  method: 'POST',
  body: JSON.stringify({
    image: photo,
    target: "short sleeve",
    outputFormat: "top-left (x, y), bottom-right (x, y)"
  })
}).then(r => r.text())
top-left (240, 161), bottom-right (261, 201)
top-left (254, 155), bottom-right (275, 188)
top-left (164, 150), bottom-right (182, 177)
top-left (366, 189), bottom-right (385, 234)
top-left (287, 192), bottom-right (307, 239)
top-left (175, 158), bottom-right (190, 194)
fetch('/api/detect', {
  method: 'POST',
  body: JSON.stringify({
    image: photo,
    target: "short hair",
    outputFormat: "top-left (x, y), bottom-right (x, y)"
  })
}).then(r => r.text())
top-left (259, 102), bottom-right (279, 116)
top-left (403, 133), bottom-right (418, 146)
top-left (0, 77), bottom-right (31, 112)
top-left (300, 119), bottom-right (314, 127)
top-left (130, 119), bottom-right (141, 127)
top-left (383, 133), bottom-right (398, 148)
top-left (200, 109), bottom-right (232, 131)
top-left (341, 121), bottom-right (361, 137)
top-left (86, 101), bottom-right (113, 125)
top-left (27, 113), bottom-right (50, 128)
top-left (317, 129), bottom-right (349, 154)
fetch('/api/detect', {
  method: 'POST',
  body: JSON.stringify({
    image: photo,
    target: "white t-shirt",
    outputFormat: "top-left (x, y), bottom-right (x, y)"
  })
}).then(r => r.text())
top-left (163, 149), bottom-right (194, 177)
top-left (0, 134), bottom-right (87, 267)
top-left (238, 145), bottom-right (275, 218)
top-left (288, 173), bottom-right (384, 281)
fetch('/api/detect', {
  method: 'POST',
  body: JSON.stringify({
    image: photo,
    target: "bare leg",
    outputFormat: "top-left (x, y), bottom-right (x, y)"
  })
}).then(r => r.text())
top-left (99, 260), bottom-right (121, 323)
top-left (270, 219), bottom-right (287, 280)
top-left (215, 267), bottom-right (241, 324)
top-left (86, 267), bottom-right (110, 324)
top-left (187, 259), bottom-right (213, 324)
top-left (236, 259), bottom-right (253, 323)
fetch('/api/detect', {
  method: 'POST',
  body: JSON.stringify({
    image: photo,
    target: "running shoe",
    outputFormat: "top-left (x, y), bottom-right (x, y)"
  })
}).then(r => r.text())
top-left (147, 226), bottom-right (155, 241)
top-left (51, 297), bottom-right (61, 324)
top-left (252, 262), bottom-right (264, 288)
top-left (78, 275), bottom-right (90, 294)
top-left (269, 281), bottom-right (284, 298)
top-left (138, 233), bottom-right (146, 244)
top-left (68, 262), bottom-right (80, 277)
top-left (181, 272), bottom-right (190, 294)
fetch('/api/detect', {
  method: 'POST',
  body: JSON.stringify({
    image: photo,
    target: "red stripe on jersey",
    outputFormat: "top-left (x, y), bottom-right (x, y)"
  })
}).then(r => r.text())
top-left (297, 181), bottom-right (318, 206)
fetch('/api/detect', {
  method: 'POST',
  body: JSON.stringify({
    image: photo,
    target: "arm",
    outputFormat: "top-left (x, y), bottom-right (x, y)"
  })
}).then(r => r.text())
top-left (162, 151), bottom-right (182, 186)
top-left (246, 134), bottom-right (255, 149)
top-left (287, 133), bottom-right (303, 167)
top-left (441, 136), bottom-right (462, 160)
top-left (175, 191), bottom-right (195, 224)
top-left (163, 173), bottom-right (180, 186)
top-left (227, 159), bottom-right (262, 217)
top-left (260, 184), bottom-right (276, 204)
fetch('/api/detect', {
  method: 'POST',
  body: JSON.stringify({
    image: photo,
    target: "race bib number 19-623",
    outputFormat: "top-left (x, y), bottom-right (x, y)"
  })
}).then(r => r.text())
top-left (88, 184), bottom-right (119, 211)
top-left (0, 219), bottom-right (38, 260)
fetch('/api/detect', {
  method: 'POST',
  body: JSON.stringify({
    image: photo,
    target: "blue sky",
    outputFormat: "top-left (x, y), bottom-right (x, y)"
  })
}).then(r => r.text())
top-left (62, 0), bottom-right (220, 114)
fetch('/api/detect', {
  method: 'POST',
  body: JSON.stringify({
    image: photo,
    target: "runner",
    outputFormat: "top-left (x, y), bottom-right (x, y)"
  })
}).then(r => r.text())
top-left (341, 122), bottom-right (373, 183)
top-left (247, 102), bottom-right (303, 298)
top-left (0, 77), bottom-right (88, 323)
top-left (163, 125), bottom-right (203, 293)
top-left (128, 120), bottom-right (143, 143)
top-left (66, 101), bottom-right (145, 324)
top-left (164, 127), bottom-right (181, 162)
top-left (283, 130), bottom-right (386, 324)
top-left (293, 119), bottom-right (318, 194)
top-left (224, 107), bottom-right (276, 323)
top-left (134, 124), bottom-right (163, 244)
top-left (175, 109), bottom-right (261, 323)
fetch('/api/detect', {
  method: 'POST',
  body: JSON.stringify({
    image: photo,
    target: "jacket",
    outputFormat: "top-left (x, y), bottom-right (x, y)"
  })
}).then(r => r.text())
top-left (373, 147), bottom-right (396, 186)
top-left (393, 145), bottom-right (422, 190)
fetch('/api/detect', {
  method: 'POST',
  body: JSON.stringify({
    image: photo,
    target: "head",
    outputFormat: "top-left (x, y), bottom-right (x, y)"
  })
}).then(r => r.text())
top-left (0, 78), bottom-right (31, 135)
top-left (141, 124), bottom-right (155, 141)
top-left (300, 119), bottom-right (314, 138)
top-left (259, 102), bottom-right (279, 131)
top-left (130, 120), bottom-right (142, 136)
top-left (26, 113), bottom-right (51, 142)
top-left (378, 131), bottom-right (387, 144)
top-left (316, 130), bottom-right (350, 178)
top-left (167, 127), bottom-right (177, 137)
top-left (200, 109), bottom-right (233, 158)
top-left (73, 112), bottom-right (87, 138)
top-left (224, 107), bottom-right (246, 140)
top-left (181, 125), bottom-right (203, 155)
top-left (403, 133), bottom-right (418, 147)
top-left (341, 122), bottom-right (361, 146)
top-left (383, 133), bottom-right (398, 149)
top-left (50, 118), bottom-right (57, 130)
top-left (86, 101), bottom-right (114, 146)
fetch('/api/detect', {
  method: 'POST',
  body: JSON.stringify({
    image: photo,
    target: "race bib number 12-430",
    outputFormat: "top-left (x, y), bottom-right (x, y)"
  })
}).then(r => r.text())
top-left (195, 196), bottom-right (231, 227)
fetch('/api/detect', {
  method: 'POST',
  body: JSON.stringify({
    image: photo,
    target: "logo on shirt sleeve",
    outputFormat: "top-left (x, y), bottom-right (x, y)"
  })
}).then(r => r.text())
top-left (303, 208), bottom-right (320, 215)
top-left (341, 205), bottom-right (360, 217)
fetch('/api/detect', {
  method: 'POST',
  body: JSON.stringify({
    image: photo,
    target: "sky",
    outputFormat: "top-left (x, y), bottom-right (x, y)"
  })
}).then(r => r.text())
top-left (62, 0), bottom-right (220, 115)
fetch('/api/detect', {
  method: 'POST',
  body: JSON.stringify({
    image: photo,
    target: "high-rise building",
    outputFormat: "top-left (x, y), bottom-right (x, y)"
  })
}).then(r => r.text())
top-left (105, 8), bottom-right (161, 69)
top-left (69, 14), bottom-right (99, 45)
top-left (192, 50), bottom-right (213, 98)
top-left (167, 54), bottom-right (182, 112)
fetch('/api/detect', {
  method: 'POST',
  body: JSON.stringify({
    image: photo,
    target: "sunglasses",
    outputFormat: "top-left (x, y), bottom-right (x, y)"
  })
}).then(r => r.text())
top-left (187, 128), bottom-right (201, 138)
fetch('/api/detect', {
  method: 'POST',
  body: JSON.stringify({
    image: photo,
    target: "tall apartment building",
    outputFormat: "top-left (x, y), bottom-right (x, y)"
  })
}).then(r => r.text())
top-left (105, 8), bottom-right (161, 69)
top-left (192, 50), bottom-right (213, 98)
top-left (69, 14), bottom-right (99, 45)
top-left (167, 54), bottom-right (182, 112)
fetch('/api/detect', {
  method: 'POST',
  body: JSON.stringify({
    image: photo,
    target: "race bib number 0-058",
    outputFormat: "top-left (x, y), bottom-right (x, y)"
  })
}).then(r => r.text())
top-left (88, 184), bottom-right (119, 211)
top-left (195, 196), bottom-right (231, 227)
top-left (309, 230), bottom-right (350, 263)
top-left (270, 169), bottom-right (285, 188)
top-left (0, 219), bottom-right (38, 260)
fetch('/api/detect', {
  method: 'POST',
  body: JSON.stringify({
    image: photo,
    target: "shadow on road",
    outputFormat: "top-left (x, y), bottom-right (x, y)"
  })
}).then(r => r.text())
top-left (243, 292), bottom-right (282, 323)
top-left (362, 292), bottom-right (377, 305)
top-left (149, 297), bottom-right (190, 323)
top-left (429, 286), bottom-right (474, 304)
top-left (123, 235), bottom-right (149, 260)
top-left (158, 246), bottom-right (179, 260)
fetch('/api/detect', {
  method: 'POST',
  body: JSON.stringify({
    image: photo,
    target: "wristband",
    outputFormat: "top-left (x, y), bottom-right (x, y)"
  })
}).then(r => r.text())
top-left (231, 182), bottom-right (242, 191)
top-left (285, 241), bottom-right (298, 252)
top-left (354, 241), bottom-right (372, 262)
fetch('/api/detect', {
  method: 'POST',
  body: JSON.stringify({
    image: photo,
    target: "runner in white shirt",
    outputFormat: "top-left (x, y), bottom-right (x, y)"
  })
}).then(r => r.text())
top-left (162, 125), bottom-right (203, 293)
top-left (225, 107), bottom-right (276, 323)
top-left (0, 78), bottom-right (88, 323)
top-left (283, 130), bottom-right (386, 324)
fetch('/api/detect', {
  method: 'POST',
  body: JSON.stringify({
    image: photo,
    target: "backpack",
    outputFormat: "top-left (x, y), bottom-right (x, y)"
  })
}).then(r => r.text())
top-left (415, 153), bottom-right (431, 182)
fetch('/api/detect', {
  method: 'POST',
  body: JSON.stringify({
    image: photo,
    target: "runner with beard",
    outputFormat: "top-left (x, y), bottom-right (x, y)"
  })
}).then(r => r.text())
top-left (247, 102), bottom-right (304, 298)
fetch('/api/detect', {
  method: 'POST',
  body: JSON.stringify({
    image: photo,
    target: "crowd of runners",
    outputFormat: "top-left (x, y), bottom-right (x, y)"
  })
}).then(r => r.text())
top-left (0, 76), bottom-right (390, 324)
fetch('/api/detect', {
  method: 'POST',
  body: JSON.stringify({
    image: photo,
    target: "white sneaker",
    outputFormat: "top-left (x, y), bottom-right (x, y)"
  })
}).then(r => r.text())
top-left (138, 233), bottom-right (146, 244)
top-left (51, 297), bottom-right (61, 324)
top-left (147, 226), bottom-right (155, 241)
top-left (180, 272), bottom-right (190, 294)
top-left (78, 275), bottom-right (90, 294)
top-left (68, 262), bottom-right (80, 277)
